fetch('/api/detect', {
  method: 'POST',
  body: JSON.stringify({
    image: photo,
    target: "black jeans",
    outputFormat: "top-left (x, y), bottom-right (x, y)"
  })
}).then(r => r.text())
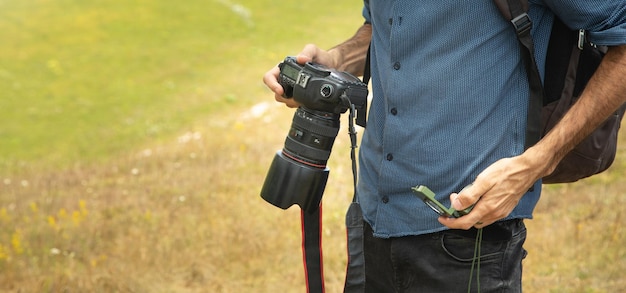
top-left (364, 219), bottom-right (527, 293)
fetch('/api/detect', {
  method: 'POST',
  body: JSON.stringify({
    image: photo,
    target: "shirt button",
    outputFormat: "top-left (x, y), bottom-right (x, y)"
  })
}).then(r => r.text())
top-left (390, 108), bottom-right (398, 115)
top-left (386, 153), bottom-right (393, 161)
top-left (393, 62), bottom-right (401, 70)
top-left (382, 196), bottom-right (389, 204)
top-left (388, 18), bottom-right (393, 25)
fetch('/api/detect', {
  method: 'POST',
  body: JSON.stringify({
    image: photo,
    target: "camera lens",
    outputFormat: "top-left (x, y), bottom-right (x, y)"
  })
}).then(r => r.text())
top-left (282, 107), bottom-right (340, 168)
top-left (260, 107), bottom-right (339, 212)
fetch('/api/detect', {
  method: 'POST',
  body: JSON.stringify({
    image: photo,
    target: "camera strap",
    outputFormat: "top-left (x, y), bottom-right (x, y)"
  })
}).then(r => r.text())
top-left (343, 103), bottom-right (366, 293)
top-left (301, 206), bottom-right (325, 293)
top-left (301, 43), bottom-right (370, 292)
top-left (343, 46), bottom-right (370, 292)
top-left (300, 102), bottom-right (365, 293)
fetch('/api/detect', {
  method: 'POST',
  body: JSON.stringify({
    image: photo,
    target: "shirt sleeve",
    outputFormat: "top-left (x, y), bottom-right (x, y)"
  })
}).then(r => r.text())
top-left (537, 0), bottom-right (626, 46)
top-left (362, 0), bottom-right (372, 24)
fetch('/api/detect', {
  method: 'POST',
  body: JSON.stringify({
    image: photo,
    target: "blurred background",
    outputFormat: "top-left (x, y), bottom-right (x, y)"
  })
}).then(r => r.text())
top-left (0, 1), bottom-right (624, 292)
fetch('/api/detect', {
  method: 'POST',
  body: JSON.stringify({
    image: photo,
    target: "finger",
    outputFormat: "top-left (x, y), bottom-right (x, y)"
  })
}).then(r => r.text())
top-left (438, 195), bottom-right (494, 230)
top-left (438, 211), bottom-right (494, 230)
top-left (296, 44), bottom-right (319, 64)
top-left (275, 94), bottom-right (299, 108)
top-left (451, 180), bottom-right (492, 211)
top-left (264, 67), bottom-right (299, 108)
top-left (263, 67), bottom-right (283, 95)
top-left (438, 215), bottom-right (479, 230)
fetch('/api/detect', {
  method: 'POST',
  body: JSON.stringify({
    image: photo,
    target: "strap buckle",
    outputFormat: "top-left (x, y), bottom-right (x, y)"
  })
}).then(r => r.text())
top-left (578, 29), bottom-right (586, 50)
top-left (511, 13), bottom-right (532, 36)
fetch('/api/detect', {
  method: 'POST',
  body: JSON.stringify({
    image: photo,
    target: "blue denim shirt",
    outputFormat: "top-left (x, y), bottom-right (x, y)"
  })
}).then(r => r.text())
top-left (358, 0), bottom-right (626, 238)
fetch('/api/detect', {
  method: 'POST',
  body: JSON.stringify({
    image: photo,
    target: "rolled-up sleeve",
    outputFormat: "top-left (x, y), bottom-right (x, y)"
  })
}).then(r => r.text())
top-left (542, 0), bottom-right (626, 46)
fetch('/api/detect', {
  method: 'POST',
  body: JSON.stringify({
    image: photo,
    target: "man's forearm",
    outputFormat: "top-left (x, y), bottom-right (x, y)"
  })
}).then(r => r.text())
top-left (531, 45), bottom-right (626, 176)
top-left (329, 23), bottom-right (372, 76)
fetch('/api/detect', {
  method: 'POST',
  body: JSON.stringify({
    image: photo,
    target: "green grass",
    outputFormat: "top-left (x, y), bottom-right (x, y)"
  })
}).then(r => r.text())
top-left (1, 0), bottom-right (211, 167)
top-left (0, 0), bottom-right (361, 170)
top-left (0, 1), bottom-right (624, 292)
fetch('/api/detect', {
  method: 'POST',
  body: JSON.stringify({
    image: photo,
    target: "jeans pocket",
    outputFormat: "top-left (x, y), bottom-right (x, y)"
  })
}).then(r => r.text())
top-left (441, 232), bottom-right (506, 263)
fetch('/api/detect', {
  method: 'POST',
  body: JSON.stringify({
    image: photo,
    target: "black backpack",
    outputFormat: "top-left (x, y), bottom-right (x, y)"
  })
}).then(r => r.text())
top-left (494, 0), bottom-right (626, 183)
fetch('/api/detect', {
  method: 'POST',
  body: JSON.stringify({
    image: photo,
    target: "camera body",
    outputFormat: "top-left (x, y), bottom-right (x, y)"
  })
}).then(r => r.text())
top-left (278, 56), bottom-right (368, 127)
top-left (260, 56), bottom-right (368, 212)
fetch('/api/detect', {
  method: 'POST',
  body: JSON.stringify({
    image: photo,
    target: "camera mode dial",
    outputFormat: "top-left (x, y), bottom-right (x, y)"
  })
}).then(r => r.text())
top-left (320, 84), bottom-right (334, 98)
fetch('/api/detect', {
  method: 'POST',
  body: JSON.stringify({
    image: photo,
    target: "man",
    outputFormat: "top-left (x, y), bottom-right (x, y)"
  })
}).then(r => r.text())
top-left (264, 1), bottom-right (626, 291)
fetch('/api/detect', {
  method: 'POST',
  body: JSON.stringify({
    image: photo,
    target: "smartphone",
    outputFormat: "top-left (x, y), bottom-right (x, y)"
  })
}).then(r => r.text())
top-left (411, 185), bottom-right (473, 218)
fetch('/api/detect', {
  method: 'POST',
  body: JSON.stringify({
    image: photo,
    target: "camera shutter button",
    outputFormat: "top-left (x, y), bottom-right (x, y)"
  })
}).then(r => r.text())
top-left (320, 84), bottom-right (334, 98)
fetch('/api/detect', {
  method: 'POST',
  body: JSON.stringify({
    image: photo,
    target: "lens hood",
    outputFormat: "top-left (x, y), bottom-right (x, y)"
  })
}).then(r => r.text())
top-left (261, 151), bottom-right (330, 213)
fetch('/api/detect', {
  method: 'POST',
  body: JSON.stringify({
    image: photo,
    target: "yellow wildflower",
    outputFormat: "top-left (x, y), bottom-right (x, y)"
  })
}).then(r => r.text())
top-left (47, 216), bottom-right (59, 231)
top-left (72, 211), bottom-right (82, 227)
top-left (79, 200), bottom-right (88, 217)
top-left (58, 208), bottom-right (68, 219)
top-left (11, 231), bottom-right (23, 255)
top-left (29, 202), bottom-right (38, 214)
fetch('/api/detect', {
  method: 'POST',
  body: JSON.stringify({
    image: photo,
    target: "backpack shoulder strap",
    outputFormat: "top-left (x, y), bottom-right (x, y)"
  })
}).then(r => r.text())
top-left (493, 0), bottom-right (544, 149)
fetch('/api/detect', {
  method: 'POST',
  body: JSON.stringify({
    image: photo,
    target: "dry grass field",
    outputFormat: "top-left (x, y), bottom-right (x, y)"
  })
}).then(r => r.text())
top-left (0, 104), bottom-right (624, 292)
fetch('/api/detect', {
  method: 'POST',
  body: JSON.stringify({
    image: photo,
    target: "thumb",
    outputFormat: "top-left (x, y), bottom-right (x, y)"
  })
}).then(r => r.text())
top-left (296, 44), bottom-right (320, 64)
top-left (451, 183), bottom-right (484, 210)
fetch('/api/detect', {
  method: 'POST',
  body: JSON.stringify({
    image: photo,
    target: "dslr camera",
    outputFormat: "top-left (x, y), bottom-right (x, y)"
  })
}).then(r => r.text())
top-left (260, 56), bottom-right (368, 212)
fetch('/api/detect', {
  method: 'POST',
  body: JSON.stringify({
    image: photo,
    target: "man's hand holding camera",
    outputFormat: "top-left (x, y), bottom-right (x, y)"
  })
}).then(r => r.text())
top-left (263, 44), bottom-right (339, 108)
